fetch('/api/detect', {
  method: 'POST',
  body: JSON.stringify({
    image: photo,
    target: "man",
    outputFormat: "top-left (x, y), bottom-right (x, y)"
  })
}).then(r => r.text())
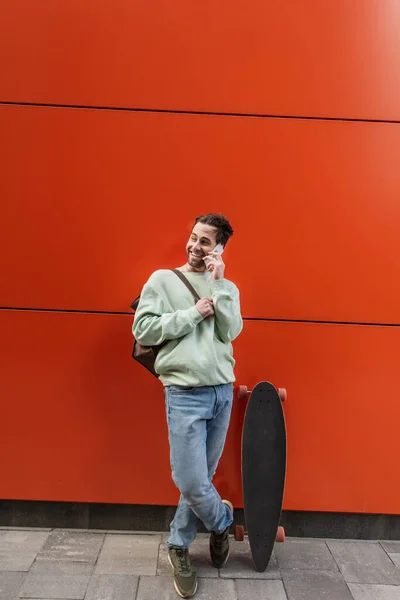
top-left (132, 213), bottom-right (243, 598)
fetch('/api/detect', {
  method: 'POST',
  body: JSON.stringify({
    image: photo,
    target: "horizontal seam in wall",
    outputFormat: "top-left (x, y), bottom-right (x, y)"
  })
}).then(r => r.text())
top-left (1, 306), bottom-right (399, 328)
top-left (1, 100), bottom-right (400, 125)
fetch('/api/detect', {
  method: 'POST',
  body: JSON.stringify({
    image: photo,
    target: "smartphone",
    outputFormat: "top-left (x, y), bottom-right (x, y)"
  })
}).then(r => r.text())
top-left (213, 243), bottom-right (224, 256)
top-left (204, 243), bottom-right (224, 265)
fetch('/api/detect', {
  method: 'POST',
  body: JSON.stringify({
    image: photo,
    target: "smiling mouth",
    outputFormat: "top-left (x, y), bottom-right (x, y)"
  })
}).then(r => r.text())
top-left (190, 252), bottom-right (203, 259)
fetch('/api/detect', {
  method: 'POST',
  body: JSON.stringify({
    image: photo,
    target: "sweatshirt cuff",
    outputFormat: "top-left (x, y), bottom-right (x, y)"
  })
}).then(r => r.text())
top-left (210, 278), bottom-right (230, 294)
top-left (188, 305), bottom-right (204, 325)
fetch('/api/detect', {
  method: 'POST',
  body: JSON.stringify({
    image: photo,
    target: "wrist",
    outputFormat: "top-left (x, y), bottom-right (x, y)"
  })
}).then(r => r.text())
top-left (189, 305), bottom-right (204, 324)
top-left (212, 272), bottom-right (225, 281)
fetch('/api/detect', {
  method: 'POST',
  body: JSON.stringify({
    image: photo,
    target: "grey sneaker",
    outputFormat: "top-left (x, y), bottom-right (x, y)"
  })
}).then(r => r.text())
top-left (168, 546), bottom-right (198, 598)
top-left (210, 499), bottom-right (233, 568)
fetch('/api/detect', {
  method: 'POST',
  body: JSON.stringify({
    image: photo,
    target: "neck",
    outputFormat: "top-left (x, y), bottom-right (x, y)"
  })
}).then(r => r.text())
top-left (178, 263), bottom-right (206, 273)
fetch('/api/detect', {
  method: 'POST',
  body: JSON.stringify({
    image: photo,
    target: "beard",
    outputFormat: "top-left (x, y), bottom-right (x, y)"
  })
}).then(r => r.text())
top-left (187, 250), bottom-right (206, 270)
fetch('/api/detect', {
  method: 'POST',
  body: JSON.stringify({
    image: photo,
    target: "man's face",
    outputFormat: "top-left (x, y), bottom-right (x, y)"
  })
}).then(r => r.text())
top-left (186, 222), bottom-right (218, 271)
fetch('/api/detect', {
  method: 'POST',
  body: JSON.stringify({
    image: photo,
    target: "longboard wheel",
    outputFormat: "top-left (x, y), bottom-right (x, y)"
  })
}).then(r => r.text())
top-left (277, 388), bottom-right (287, 403)
top-left (236, 385), bottom-right (248, 400)
top-left (276, 526), bottom-right (285, 542)
top-left (234, 525), bottom-right (245, 541)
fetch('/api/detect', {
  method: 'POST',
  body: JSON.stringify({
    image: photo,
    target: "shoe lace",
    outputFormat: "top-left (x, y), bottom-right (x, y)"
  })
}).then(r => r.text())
top-left (175, 548), bottom-right (192, 574)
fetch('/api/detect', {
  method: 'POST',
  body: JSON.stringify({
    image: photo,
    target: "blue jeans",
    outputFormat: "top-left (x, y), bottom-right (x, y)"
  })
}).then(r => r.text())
top-left (164, 383), bottom-right (234, 548)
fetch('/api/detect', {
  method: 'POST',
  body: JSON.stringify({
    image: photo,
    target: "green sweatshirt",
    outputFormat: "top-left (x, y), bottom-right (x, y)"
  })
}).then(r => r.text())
top-left (132, 269), bottom-right (243, 387)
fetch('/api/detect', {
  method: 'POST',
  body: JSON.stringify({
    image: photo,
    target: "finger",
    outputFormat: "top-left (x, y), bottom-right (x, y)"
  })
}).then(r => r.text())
top-left (204, 257), bottom-right (223, 268)
top-left (203, 255), bottom-right (218, 263)
top-left (206, 252), bottom-right (224, 261)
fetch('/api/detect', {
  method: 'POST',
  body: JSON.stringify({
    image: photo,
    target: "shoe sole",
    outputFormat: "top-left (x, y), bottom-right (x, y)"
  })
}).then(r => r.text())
top-left (212, 548), bottom-right (230, 569)
top-left (168, 553), bottom-right (198, 598)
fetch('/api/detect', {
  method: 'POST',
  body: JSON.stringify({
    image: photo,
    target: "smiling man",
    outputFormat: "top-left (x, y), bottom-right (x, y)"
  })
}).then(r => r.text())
top-left (132, 213), bottom-right (243, 598)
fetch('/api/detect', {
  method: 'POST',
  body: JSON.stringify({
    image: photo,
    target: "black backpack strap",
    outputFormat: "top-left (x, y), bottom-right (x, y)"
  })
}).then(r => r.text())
top-left (171, 269), bottom-right (201, 302)
top-left (130, 295), bottom-right (140, 311)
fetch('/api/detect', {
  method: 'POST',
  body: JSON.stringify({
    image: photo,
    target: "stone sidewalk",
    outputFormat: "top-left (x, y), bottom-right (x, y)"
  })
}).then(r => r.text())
top-left (1, 528), bottom-right (400, 600)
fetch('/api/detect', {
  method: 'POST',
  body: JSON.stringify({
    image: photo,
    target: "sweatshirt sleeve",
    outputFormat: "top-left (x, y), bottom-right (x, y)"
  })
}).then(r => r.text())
top-left (132, 281), bottom-right (203, 346)
top-left (211, 279), bottom-right (243, 343)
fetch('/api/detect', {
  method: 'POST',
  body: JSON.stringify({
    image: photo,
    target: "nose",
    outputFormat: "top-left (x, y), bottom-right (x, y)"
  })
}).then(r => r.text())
top-left (191, 241), bottom-right (201, 253)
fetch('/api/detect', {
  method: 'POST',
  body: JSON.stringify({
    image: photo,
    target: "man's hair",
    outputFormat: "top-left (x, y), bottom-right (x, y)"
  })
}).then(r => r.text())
top-left (194, 213), bottom-right (234, 247)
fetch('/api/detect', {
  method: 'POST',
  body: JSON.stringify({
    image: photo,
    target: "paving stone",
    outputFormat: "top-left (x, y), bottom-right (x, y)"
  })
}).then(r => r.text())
top-left (36, 530), bottom-right (104, 564)
top-left (136, 576), bottom-right (236, 600)
top-left (381, 542), bottom-right (400, 554)
top-left (236, 579), bottom-right (287, 599)
top-left (157, 541), bottom-right (218, 578)
top-left (274, 539), bottom-right (338, 571)
top-left (91, 530), bottom-right (161, 536)
top-left (94, 534), bottom-right (159, 576)
top-left (281, 568), bottom-right (353, 600)
top-left (348, 583), bottom-right (400, 600)
top-left (0, 531), bottom-right (49, 571)
top-left (85, 574), bottom-right (139, 600)
top-left (219, 539), bottom-right (280, 579)
top-left (389, 555), bottom-right (400, 568)
top-left (327, 541), bottom-right (400, 585)
top-left (161, 533), bottom-right (209, 543)
top-left (19, 559), bottom-right (93, 599)
top-left (0, 571), bottom-right (26, 600)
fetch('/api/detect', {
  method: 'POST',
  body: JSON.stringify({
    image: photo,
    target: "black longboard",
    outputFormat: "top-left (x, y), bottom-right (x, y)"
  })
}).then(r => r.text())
top-left (234, 381), bottom-right (287, 572)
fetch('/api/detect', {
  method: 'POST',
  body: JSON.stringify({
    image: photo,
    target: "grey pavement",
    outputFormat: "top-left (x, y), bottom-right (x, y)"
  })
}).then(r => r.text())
top-left (0, 528), bottom-right (399, 599)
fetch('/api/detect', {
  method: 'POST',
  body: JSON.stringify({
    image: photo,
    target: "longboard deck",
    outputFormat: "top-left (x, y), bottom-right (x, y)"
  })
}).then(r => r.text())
top-left (242, 381), bottom-right (287, 572)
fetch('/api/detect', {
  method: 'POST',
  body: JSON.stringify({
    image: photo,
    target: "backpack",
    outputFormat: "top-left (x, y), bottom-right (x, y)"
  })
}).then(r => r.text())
top-left (130, 269), bottom-right (200, 378)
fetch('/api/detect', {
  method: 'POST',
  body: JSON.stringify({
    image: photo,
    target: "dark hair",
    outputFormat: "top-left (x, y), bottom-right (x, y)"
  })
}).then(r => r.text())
top-left (194, 213), bottom-right (234, 247)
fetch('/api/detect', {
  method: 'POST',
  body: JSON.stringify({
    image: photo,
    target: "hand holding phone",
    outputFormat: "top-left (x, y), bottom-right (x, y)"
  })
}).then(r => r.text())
top-left (203, 243), bottom-right (225, 280)
top-left (203, 243), bottom-right (224, 266)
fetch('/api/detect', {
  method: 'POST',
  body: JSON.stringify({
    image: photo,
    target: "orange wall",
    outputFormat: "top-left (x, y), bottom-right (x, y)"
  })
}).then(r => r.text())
top-left (1, 1), bottom-right (400, 514)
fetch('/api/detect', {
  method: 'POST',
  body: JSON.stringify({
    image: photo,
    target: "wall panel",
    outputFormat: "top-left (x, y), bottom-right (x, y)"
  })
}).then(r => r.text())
top-left (1, 311), bottom-right (399, 513)
top-left (1, 105), bottom-right (400, 324)
top-left (1, 2), bottom-right (400, 120)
